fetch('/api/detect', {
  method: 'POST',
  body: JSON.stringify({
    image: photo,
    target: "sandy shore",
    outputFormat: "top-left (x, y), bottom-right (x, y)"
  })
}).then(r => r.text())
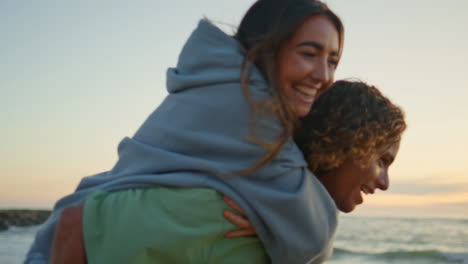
top-left (0, 210), bottom-right (51, 231)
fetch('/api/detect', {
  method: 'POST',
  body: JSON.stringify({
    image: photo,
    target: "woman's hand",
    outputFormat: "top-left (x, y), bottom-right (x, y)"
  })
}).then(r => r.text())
top-left (222, 196), bottom-right (257, 238)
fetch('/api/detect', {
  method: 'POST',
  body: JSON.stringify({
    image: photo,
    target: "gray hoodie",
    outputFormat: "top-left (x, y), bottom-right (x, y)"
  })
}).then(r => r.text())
top-left (25, 19), bottom-right (338, 264)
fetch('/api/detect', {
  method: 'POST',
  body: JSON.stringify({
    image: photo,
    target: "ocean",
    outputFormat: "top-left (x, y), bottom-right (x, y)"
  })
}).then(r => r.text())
top-left (329, 216), bottom-right (468, 264)
top-left (1, 216), bottom-right (467, 263)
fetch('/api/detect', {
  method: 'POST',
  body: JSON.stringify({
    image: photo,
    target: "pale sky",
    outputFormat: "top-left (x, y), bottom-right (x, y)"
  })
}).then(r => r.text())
top-left (1, 0), bottom-right (468, 218)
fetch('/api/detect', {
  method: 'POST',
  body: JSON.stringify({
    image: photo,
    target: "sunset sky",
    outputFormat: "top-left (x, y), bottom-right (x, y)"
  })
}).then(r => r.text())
top-left (2, 0), bottom-right (468, 218)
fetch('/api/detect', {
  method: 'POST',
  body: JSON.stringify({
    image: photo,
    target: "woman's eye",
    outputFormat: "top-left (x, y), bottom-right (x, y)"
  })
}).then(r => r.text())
top-left (380, 157), bottom-right (390, 166)
top-left (301, 51), bottom-right (316, 58)
top-left (328, 59), bottom-right (339, 68)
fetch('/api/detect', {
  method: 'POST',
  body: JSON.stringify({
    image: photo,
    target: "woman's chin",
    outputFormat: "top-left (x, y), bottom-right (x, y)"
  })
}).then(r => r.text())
top-left (337, 203), bottom-right (357, 213)
top-left (292, 104), bottom-right (313, 117)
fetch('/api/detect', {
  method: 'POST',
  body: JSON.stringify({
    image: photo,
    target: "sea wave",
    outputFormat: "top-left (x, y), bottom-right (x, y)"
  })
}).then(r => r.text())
top-left (333, 248), bottom-right (468, 264)
top-left (0, 225), bottom-right (40, 264)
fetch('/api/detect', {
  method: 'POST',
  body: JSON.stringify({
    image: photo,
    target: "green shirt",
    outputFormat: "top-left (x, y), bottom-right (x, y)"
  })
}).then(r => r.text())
top-left (83, 187), bottom-right (269, 264)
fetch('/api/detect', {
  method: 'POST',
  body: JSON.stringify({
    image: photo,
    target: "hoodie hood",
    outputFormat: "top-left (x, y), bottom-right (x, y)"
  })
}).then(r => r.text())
top-left (167, 19), bottom-right (265, 94)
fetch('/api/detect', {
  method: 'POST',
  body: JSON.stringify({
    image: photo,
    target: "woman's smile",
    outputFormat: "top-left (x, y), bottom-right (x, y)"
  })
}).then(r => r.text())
top-left (276, 15), bottom-right (340, 117)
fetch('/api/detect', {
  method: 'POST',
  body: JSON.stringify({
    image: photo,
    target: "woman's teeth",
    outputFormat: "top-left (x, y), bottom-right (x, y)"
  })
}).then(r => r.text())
top-left (294, 85), bottom-right (318, 96)
top-left (361, 187), bottom-right (369, 195)
top-left (361, 186), bottom-right (375, 195)
top-left (293, 85), bottom-right (318, 103)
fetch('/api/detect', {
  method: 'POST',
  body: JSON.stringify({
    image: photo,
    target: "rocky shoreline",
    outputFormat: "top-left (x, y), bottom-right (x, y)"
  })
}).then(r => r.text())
top-left (0, 210), bottom-right (51, 231)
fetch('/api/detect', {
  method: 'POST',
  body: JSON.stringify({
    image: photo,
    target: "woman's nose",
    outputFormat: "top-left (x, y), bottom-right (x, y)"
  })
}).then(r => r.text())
top-left (310, 60), bottom-right (330, 83)
top-left (376, 170), bottom-right (389, 191)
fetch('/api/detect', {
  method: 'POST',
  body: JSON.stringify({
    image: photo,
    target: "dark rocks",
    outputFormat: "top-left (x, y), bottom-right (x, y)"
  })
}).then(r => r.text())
top-left (0, 210), bottom-right (51, 231)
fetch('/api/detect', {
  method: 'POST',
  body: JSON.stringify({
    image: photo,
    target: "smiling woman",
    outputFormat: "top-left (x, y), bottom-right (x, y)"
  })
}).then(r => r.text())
top-left (224, 80), bottom-right (407, 234)
top-left (277, 15), bottom-right (341, 117)
top-left (318, 142), bottom-right (400, 212)
top-left (26, 1), bottom-right (346, 264)
top-left (296, 80), bottom-right (406, 213)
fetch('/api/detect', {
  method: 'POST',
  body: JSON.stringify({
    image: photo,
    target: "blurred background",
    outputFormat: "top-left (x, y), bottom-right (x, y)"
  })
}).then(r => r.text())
top-left (2, 1), bottom-right (468, 263)
top-left (2, 0), bottom-right (467, 219)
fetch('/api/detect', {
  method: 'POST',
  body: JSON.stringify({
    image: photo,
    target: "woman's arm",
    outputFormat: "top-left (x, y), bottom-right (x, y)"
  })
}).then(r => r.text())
top-left (222, 196), bottom-right (257, 238)
top-left (50, 204), bottom-right (87, 264)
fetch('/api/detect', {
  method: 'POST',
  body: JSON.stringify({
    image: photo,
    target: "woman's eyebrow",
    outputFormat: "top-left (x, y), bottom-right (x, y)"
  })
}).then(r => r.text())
top-left (296, 41), bottom-right (339, 56)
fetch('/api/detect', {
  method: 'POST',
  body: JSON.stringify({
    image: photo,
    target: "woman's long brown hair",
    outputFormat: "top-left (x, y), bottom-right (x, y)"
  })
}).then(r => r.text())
top-left (234, 0), bottom-right (344, 176)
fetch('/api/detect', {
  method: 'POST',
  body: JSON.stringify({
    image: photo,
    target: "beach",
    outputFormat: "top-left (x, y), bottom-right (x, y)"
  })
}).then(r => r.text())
top-left (1, 213), bottom-right (467, 264)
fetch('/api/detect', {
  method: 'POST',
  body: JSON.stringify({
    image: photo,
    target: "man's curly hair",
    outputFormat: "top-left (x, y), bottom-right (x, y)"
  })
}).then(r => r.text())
top-left (295, 80), bottom-right (407, 176)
